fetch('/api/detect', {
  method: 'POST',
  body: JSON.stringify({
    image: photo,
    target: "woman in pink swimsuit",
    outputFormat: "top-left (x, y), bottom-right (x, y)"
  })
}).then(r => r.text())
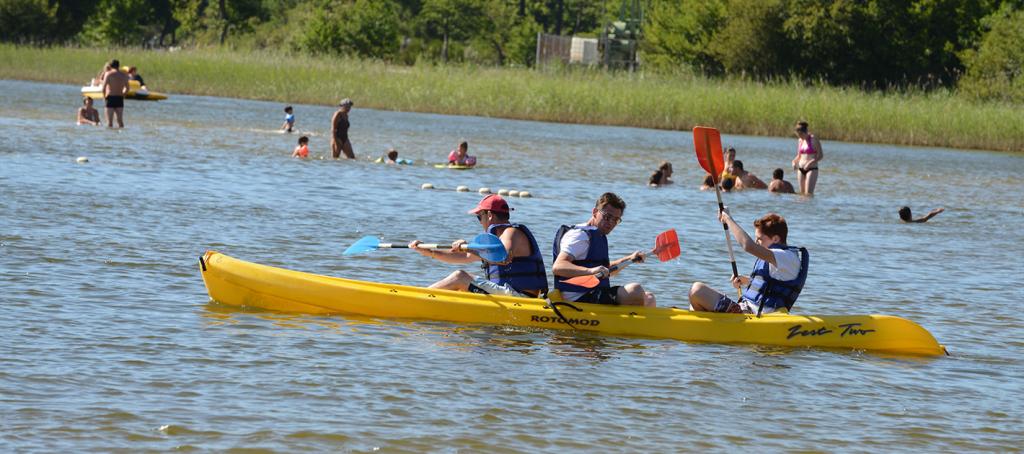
top-left (791, 121), bottom-right (823, 195)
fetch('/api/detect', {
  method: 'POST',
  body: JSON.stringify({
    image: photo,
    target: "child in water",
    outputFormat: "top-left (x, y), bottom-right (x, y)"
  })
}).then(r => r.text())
top-left (281, 106), bottom-right (295, 133)
top-left (448, 140), bottom-right (477, 167)
top-left (292, 136), bottom-right (309, 158)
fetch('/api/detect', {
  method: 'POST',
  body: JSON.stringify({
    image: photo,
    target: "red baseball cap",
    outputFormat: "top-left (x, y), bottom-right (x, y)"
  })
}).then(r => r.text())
top-left (468, 194), bottom-right (512, 214)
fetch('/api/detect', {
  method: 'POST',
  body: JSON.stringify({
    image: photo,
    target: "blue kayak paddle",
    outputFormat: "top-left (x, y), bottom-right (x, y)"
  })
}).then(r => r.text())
top-left (344, 232), bottom-right (508, 263)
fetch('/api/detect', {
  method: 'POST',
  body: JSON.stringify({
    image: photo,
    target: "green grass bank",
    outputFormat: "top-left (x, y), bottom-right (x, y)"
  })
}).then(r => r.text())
top-left (4, 45), bottom-right (1021, 152)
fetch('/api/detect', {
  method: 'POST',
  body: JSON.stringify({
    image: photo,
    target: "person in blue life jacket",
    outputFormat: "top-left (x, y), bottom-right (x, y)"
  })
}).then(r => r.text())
top-left (280, 106), bottom-right (295, 133)
top-left (552, 192), bottom-right (655, 307)
top-left (689, 211), bottom-right (808, 314)
top-left (410, 194), bottom-right (548, 298)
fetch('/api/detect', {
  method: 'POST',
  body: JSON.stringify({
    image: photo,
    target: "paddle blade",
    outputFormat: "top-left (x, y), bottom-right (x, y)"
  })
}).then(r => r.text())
top-left (343, 236), bottom-right (381, 255)
top-left (693, 126), bottom-right (724, 181)
top-left (563, 275), bottom-right (600, 288)
top-left (654, 229), bottom-right (681, 262)
top-left (467, 233), bottom-right (508, 263)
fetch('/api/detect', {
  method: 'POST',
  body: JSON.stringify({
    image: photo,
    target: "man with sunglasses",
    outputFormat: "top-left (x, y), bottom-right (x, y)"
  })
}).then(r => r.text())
top-left (410, 194), bottom-right (548, 298)
top-left (552, 192), bottom-right (655, 307)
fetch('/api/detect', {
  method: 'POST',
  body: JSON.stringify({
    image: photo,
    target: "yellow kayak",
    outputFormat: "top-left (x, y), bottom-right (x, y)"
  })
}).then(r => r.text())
top-left (80, 80), bottom-right (168, 101)
top-left (199, 251), bottom-right (948, 356)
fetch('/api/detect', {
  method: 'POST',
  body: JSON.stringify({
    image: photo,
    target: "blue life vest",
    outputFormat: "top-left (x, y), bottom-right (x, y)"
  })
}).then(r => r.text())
top-left (740, 244), bottom-right (809, 310)
top-left (552, 225), bottom-right (610, 293)
top-left (484, 223), bottom-right (548, 295)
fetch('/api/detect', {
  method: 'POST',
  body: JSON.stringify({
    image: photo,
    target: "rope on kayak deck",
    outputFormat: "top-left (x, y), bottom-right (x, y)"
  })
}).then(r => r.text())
top-left (546, 299), bottom-right (583, 330)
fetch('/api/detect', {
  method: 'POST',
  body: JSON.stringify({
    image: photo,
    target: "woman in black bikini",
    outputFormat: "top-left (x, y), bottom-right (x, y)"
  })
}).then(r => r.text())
top-left (791, 121), bottom-right (823, 195)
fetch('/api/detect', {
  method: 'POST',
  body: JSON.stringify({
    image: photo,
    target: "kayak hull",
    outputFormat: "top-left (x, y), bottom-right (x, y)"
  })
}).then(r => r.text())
top-left (199, 251), bottom-right (947, 356)
top-left (434, 164), bottom-right (474, 170)
top-left (80, 84), bottom-right (168, 101)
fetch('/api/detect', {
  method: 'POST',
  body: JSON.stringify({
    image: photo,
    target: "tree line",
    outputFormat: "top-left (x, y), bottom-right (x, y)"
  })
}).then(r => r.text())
top-left (1, 0), bottom-right (1021, 101)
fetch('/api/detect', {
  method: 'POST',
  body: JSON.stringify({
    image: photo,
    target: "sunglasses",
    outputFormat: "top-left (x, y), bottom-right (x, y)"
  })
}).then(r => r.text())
top-left (476, 211), bottom-right (487, 221)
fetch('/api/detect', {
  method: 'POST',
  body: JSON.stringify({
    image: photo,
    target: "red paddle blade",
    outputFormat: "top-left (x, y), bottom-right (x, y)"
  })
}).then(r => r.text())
top-left (654, 229), bottom-right (681, 261)
top-left (693, 126), bottom-right (724, 182)
top-left (563, 275), bottom-right (600, 288)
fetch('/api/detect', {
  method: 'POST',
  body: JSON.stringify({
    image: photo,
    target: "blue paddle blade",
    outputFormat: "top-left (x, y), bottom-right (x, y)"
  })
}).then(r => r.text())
top-left (343, 236), bottom-right (381, 255)
top-left (467, 233), bottom-right (508, 263)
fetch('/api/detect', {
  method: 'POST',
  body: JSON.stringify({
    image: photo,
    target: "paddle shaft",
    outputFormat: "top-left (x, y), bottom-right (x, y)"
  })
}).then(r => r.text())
top-left (701, 138), bottom-right (743, 300)
top-left (379, 242), bottom-right (456, 251)
top-left (593, 244), bottom-right (662, 277)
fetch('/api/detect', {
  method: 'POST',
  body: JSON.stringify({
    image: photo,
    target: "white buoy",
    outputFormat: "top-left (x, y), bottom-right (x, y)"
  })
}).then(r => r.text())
top-left (519, 191), bottom-right (532, 198)
top-left (498, 188), bottom-right (509, 196)
top-left (478, 187), bottom-right (491, 194)
top-left (456, 185), bottom-right (470, 192)
top-left (421, 183), bottom-right (434, 190)
top-left (76, 156), bottom-right (89, 163)
top-left (508, 190), bottom-right (520, 197)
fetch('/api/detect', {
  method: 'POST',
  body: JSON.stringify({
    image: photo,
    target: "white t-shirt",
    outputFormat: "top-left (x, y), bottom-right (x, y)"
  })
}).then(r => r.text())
top-left (558, 224), bottom-right (600, 302)
top-left (559, 224), bottom-right (597, 260)
top-left (745, 247), bottom-right (801, 295)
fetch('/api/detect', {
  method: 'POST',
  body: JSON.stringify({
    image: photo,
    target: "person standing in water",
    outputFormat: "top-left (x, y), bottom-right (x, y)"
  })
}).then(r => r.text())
top-left (101, 59), bottom-right (130, 128)
top-left (281, 106), bottom-right (295, 133)
top-left (77, 97), bottom-right (100, 126)
top-left (331, 98), bottom-right (355, 159)
top-left (791, 121), bottom-right (824, 195)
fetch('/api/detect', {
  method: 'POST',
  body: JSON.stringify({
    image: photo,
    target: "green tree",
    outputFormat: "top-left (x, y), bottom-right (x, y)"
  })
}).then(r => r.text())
top-left (171, 0), bottom-right (264, 45)
top-left (959, 4), bottom-right (1024, 102)
top-left (297, 0), bottom-right (401, 58)
top-left (52, 0), bottom-right (101, 43)
top-left (710, 0), bottom-right (793, 78)
top-left (79, 0), bottom-right (154, 46)
top-left (641, 0), bottom-right (726, 73)
top-left (343, 0), bottom-right (402, 58)
top-left (418, 0), bottom-right (481, 63)
top-left (0, 0), bottom-right (57, 43)
top-left (297, 5), bottom-right (343, 54)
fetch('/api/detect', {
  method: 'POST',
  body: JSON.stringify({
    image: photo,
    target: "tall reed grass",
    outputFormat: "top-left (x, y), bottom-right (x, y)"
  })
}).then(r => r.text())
top-left (3, 44), bottom-right (1020, 152)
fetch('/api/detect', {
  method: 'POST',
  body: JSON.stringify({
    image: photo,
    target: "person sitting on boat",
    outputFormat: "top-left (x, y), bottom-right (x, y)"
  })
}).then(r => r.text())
top-left (648, 161), bottom-right (674, 186)
top-left (448, 140), bottom-right (477, 167)
top-left (77, 97), bottom-right (100, 126)
top-left (126, 66), bottom-right (146, 90)
top-left (91, 63), bottom-right (111, 86)
top-left (689, 211), bottom-right (808, 315)
top-left (410, 194), bottom-right (547, 298)
top-left (552, 192), bottom-right (655, 307)
top-left (729, 160), bottom-right (767, 190)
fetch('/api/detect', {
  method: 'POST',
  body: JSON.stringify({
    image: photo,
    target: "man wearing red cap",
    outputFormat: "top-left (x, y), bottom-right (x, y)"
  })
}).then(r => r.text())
top-left (552, 192), bottom-right (655, 307)
top-left (410, 194), bottom-right (548, 297)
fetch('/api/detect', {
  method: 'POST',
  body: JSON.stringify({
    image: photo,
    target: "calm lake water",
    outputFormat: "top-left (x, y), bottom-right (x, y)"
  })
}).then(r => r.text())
top-left (2, 79), bottom-right (1022, 451)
